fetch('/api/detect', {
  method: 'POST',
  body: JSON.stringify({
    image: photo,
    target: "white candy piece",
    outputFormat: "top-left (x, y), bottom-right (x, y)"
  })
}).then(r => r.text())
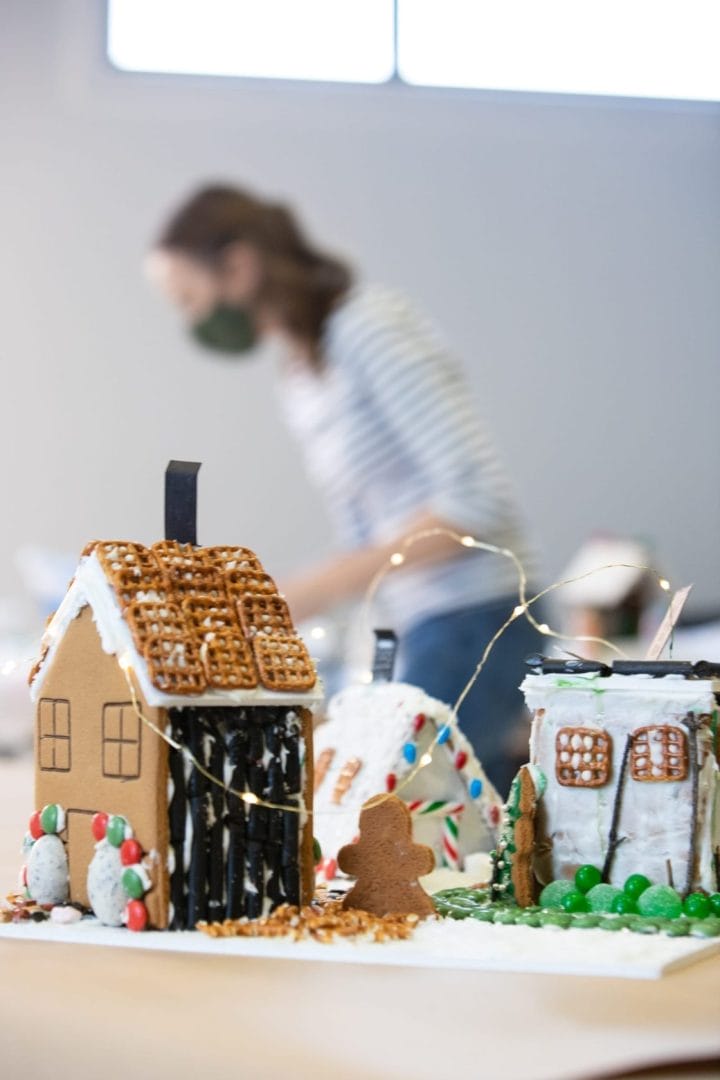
top-left (50, 904), bottom-right (82, 925)
top-left (87, 842), bottom-right (126, 926)
top-left (27, 834), bottom-right (69, 905)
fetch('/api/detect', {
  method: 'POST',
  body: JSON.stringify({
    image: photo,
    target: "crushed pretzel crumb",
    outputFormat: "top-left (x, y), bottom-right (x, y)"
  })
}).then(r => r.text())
top-left (196, 900), bottom-right (421, 943)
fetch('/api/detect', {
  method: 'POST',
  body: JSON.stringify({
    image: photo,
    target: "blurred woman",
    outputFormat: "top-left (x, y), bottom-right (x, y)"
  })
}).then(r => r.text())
top-left (150, 185), bottom-right (540, 793)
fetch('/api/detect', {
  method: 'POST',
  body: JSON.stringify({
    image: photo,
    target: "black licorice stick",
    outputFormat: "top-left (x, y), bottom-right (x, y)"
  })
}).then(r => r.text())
top-left (601, 734), bottom-right (633, 883)
top-left (206, 713), bottom-right (225, 923)
top-left (225, 717), bottom-right (248, 919)
top-left (682, 712), bottom-right (703, 898)
top-left (186, 713), bottom-right (209, 926)
top-left (167, 709), bottom-right (188, 930)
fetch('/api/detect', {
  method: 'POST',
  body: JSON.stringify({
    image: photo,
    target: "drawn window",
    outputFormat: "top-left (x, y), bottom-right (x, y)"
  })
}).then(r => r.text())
top-left (555, 727), bottom-right (611, 788)
top-left (102, 703), bottom-right (141, 780)
top-left (38, 698), bottom-right (71, 772)
top-left (631, 725), bottom-right (687, 782)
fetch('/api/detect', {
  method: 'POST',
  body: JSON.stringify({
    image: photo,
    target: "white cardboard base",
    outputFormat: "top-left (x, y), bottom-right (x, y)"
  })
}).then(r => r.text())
top-left (1, 916), bottom-right (718, 979)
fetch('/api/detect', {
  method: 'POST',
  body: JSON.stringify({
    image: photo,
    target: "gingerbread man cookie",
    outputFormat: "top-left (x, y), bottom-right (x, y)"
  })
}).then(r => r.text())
top-left (338, 795), bottom-right (436, 918)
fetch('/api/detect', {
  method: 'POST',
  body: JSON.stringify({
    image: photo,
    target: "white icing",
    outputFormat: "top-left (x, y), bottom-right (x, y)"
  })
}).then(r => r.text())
top-left (313, 682), bottom-right (503, 869)
top-left (30, 551), bottom-right (323, 708)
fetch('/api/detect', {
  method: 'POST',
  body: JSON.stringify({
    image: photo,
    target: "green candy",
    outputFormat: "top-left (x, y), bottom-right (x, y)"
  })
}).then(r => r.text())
top-left (494, 910), bottom-right (518, 925)
top-left (709, 894), bottom-right (720, 916)
top-left (121, 868), bottom-right (145, 900)
top-left (683, 892), bottom-right (711, 919)
top-left (628, 918), bottom-right (659, 935)
top-left (636, 884), bottom-right (683, 920)
top-left (469, 907), bottom-right (496, 923)
top-left (586, 884), bottom-right (623, 913)
top-left (664, 921), bottom-right (690, 937)
top-left (611, 893), bottom-right (638, 915)
top-left (571, 914), bottom-right (601, 929)
top-left (574, 865), bottom-right (602, 894)
top-left (600, 917), bottom-right (625, 932)
top-left (561, 890), bottom-right (589, 913)
top-left (542, 912), bottom-right (571, 928)
top-left (312, 837), bottom-right (322, 863)
top-left (40, 804), bottom-right (59, 835)
top-left (623, 873), bottom-right (652, 900)
top-left (516, 912), bottom-right (542, 927)
top-left (539, 880), bottom-right (576, 909)
top-left (106, 816), bottom-right (128, 848)
top-left (689, 919), bottom-right (720, 938)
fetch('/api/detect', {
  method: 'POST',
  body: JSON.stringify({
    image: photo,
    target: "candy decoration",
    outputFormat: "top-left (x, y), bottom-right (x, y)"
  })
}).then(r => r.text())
top-left (710, 893), bottom-right (720, 916)
top-left (561, 890), bottom-right (589, 913)
top-left (413, 713), bottom-right (426, 734)
top-left (312, 837), bottom-right (322, 863)
top-left (585, 883), bottom-right (623, 913)
top-left (539, 880), bottom-right (576, 909)
top-left (26, 834), bottom-right (69, 906)
top-left (91, 812), bottom-right (109, 842)
top-left (402, 742), bottom-right (417, 765)
top-left (40, 804), bottom-right (63, 835)
top-left (406, 800), bottom-right (465, 870)
top-left (106, 815), bottom-right (131, 848)
top-left (469, 778), bottom-right (483, 799)
top-left (385, 772), bottom-right (397, 793)
top-left (611, 893), bottom-right (638, 915)
top-left (574, 864), bottom-right (602, 894)
top-left (454, 750), bottom-right (468, 770)
top-left (623, 873), bottom-right (652, 900)
top-left (683, 892), bottom-right (711, 919)
top-left (29, 811), bottom-right (44, 841)
top-left (316, 856), bottom-right (337, 882)
top-left (121, 868), bottom-right (145, 900)
top-left (437, 725), bottom-right (451, 745)
top-left (125, 899), bottom-right (148, 932)
top-left (637, 884), bottom-right (683, 919)
top-left (120, 838), bottom-right (143, 867)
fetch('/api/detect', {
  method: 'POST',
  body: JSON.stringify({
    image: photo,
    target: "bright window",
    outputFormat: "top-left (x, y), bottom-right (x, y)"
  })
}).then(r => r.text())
top-left (397, 0), bottom-right (720, 101)
top-left (107, 0), bottom-right (395, 84)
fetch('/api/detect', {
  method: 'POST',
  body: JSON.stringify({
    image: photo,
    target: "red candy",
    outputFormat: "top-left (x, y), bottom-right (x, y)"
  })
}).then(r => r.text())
top-left (488, 805), bottom-right (501, 826)
top-left (413, 713), bottom-right (426, 733)
top-left (120, 839), bottom-right (143, 867)
top-left (125, 899), bottom-right (148, 932)
top-left (91, 812), bottom-right (109, 842)
top-left (454, 751), bottom-right (468, 770)
top-left (386, 772), bottom-right (397, 792)
top-left (29, 811), bottom-right (44, 841)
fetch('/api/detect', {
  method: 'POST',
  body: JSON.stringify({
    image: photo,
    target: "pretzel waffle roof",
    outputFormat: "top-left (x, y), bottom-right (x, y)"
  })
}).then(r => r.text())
top-left (76, 540), bottom-right (316, 696)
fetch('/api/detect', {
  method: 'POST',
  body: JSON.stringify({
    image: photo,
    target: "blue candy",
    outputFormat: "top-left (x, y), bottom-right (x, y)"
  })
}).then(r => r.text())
top-left (403, 743), bottom-right (417, 764)
top-left (469, 778), bottom-right (483, 798)
top-left (437, 725), bottom-right (451, 745)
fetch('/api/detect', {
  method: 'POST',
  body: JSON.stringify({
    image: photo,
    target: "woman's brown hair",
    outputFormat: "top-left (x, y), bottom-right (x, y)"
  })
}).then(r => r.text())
top-left (157, 185), bottom-right (353, 360)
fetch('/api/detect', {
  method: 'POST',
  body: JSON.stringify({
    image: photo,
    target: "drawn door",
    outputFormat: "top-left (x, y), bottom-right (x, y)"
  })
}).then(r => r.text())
top-left (67, 809), bottom-right (97, 908)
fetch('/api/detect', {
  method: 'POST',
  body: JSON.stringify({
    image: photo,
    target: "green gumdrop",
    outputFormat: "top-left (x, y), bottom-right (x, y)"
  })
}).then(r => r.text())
top-left (561, 890), bottom-right (589, 913)
top-left (586, 884), bottom-right (623, 913)
top-left (106, 816), bottom-right (127, 848)
top-left (636, 884), bottom-right (682, 919)
top-left (40, 804), bottom-right (58, 834)
top-left (121, 868), bottom-right (145, 900)
top-left (312, 837), bottom-right (322, 863)
top-left (683, 892), bottom-right (711, 919)
top-left (574, 865), bottom-right (602, 894)
top-left (709, 894), bottom-right (720, 917)
top-left (611, 893), bottom-right (638, 915)
top-left (623, 873), bottom-right (652, 900)
top-left (539, 880), bottom-right (576, 909)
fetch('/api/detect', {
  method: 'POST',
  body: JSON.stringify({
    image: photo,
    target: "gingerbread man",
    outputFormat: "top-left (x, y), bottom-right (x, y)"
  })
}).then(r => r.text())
top-left (338, 795), bottom-right (436, 917)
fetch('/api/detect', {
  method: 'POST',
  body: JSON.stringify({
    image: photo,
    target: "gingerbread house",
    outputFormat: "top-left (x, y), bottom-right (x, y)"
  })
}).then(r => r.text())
top-left (26, 469), bottom-right (320, 930)
top-left (523, 657), bottom-right (720, 895)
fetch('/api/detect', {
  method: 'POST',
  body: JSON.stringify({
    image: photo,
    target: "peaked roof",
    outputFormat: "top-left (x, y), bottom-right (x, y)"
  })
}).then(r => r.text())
top-left (30, 540), bottom-right (321, 708)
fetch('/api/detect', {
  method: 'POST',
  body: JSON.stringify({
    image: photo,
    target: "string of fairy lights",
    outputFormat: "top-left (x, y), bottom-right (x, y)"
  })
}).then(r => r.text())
top-left (4, 528), bottom-right (673, 819)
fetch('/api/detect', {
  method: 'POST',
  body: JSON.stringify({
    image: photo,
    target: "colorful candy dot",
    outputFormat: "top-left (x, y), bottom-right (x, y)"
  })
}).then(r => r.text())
top-left (121, 868), bottom-right (145, 900)
top-left (412, 713), bottom-right (426, 733)
top-left (120, 839), bottom-right (143, 867)
top-left (586, 884), bottom-right (623, 913)
top-left (125, 899), bottom-right (148, 932)
top-left (106, 815), bottom-right (129, 848)
top-left (385, 773), bottom-right (397, 793)
top-left (539, 880), bottom-right (576, 909)
top-left (468, 778), bottom-right (483, 799)
top-left (683, 892), bottom-right (711, 920)
top-left (488, 805), bottom-right (501, 827)
top-left (40, 804), bottom-right (59, 835)
top-left (574, 864), bottom-right (602, 894)
top-left (709, 894), bottom-right (720, 917)
top-left (29, 811), bottom-right (44, 841)
top-left (454, 751), bottom-right (468, 770)
top-left (623, 873), bottom-right (652, 900)
top-left (611, 893), bottom-right (638, 915)
top-left (437, 725), bottom-right (451, 745)
top-left (91, 812), bottom-right (109, 842)
top-left (312, 837), bottom-right (322, 863)
top-left (402, 743), bottom-right (417, 764)
top-left (561, 890), bottom-right (589, 913)
top-left (636, 884), bottom-right (683, 920)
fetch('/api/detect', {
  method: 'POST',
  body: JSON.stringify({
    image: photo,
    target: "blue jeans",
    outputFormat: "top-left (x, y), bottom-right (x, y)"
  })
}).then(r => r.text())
top-left (397, 597), bottom-right (543, 798)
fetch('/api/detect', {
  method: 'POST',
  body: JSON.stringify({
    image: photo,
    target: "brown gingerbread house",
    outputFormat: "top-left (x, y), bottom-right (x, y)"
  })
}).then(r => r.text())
top-left (28, 527), bottom-right (320, 930)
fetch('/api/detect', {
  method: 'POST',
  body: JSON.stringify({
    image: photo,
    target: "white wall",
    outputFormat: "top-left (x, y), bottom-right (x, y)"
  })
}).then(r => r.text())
top-left (1, 1), bottom-right (719, 617)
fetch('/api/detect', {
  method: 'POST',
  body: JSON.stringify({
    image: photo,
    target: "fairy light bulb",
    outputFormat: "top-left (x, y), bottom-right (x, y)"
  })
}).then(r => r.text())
top-left (512, 604), bottom-right (527, 619)
top-left (389, 552), bottom-right (405, 567)
top-left (419, 752), bottom-right (433, 767)
top-left (242, 792), bottom-right (259, 805)
top-left (659, 578), bottom-right (671, 591)
top-left (538, 623), bottom-right (551, 635)
top-left (460, 535), bottom-right (476, 547)
top-left (118, 653), bottom-right (133, 673)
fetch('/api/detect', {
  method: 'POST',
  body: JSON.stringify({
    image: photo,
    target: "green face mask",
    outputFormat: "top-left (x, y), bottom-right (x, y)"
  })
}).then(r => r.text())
top-left (191, 304), bottom-right (257, 354)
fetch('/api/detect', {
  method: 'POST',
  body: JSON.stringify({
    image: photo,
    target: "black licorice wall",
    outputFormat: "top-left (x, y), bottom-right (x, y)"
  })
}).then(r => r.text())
top-left (167, 706), bottom-right (303, 930)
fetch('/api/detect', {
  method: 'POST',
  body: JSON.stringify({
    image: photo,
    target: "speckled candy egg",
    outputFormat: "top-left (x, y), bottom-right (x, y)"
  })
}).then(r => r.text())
top-left (26, 834), bottom-right (69, 905)
top-left (87, 842), bottom-right (126, 926)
